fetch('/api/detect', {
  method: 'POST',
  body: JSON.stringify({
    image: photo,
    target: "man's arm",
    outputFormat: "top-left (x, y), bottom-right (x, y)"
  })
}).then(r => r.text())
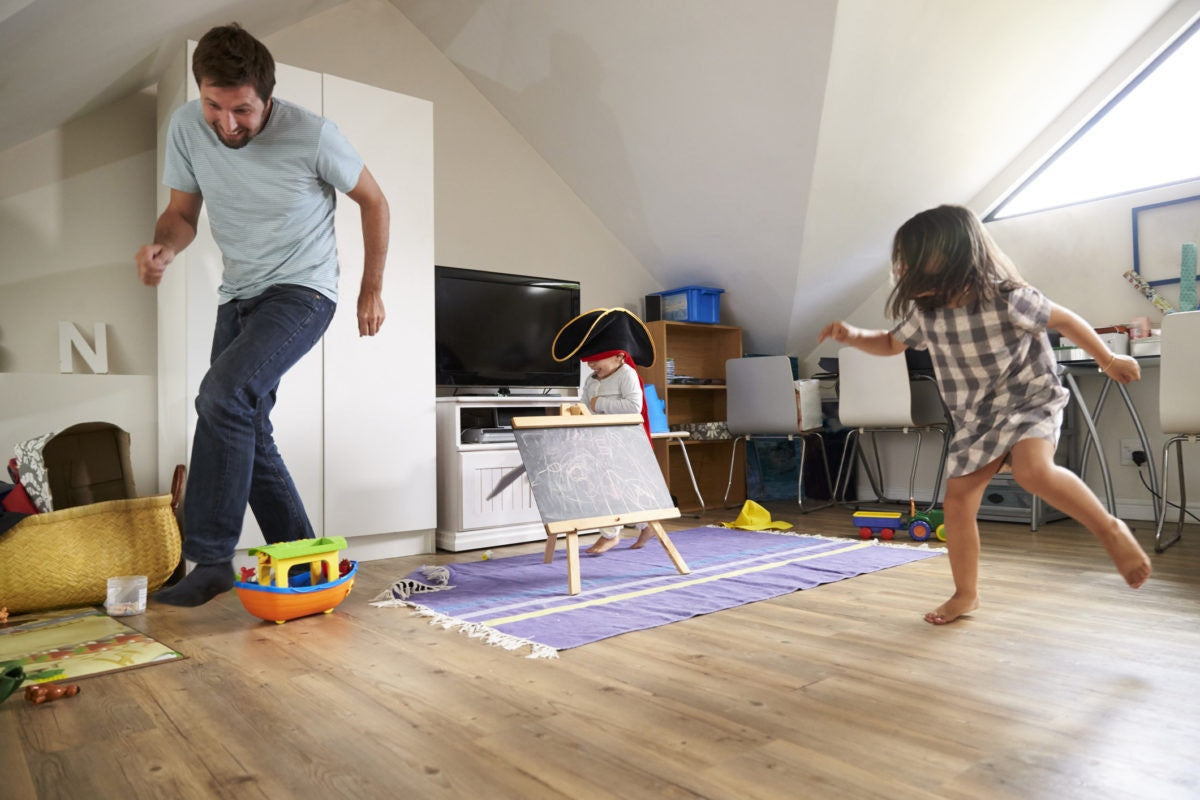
top-left (346, 165), bottom-right (390, 337)
top-left (135, 189), bottom-right (203, 286)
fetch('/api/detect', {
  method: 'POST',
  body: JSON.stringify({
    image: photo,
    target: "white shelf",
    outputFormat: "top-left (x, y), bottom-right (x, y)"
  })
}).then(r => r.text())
top-left (435, 395), bottom-right (577, 551)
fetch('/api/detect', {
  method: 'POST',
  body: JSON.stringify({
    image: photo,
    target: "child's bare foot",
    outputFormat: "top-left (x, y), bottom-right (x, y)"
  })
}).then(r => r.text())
top-left (631, 525), bottom-right (655, 549)
top-left (586, 535), bottom-right (621, 555)
top-left (1098, 519), bottom-right (1152, 588)
top-left (924, 592), bottom-right (979, 625)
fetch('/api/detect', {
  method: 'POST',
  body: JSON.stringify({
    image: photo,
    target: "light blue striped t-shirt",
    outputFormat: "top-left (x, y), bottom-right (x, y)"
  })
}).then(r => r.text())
top-left (162, 97), bottom-right (364, 303)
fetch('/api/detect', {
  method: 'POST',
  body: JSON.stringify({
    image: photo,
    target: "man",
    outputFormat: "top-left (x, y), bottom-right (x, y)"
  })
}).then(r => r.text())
top-left (135, 23), bottom-right (389, 606)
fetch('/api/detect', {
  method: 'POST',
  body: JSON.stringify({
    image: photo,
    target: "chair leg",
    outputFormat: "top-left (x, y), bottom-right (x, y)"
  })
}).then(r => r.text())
top-left (795, 434), bottom-right (834, 514)
top-left (925, 425), bottom-right (949, 513)
top-left (1154, 436), bottom-right (1186, 553)
top-left (675, 436), bottom-right (705, 511)
top-left (861, 433), bottom-right (889, 502)
top-left (833, 429), bottom-right (860, 505)
top-left (906, 430), bottom-right (924, 504)
top-left (724, 436), bottom-right (746, 506)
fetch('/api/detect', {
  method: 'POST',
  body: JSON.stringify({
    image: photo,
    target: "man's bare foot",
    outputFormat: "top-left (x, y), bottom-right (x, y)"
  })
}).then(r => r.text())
top-left (923, 593), bottom-right (980, 625)
top-left (586, 535), bottom-right (621, 555)
top-left (1098, 519), bottom-right (1152, 589)
top-left (631, 525), bottom-right (655, 549)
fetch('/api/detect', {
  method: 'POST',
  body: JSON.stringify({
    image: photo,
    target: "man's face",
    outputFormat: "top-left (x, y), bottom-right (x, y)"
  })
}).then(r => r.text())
top-left (199, 80), bottom-right (270, 149)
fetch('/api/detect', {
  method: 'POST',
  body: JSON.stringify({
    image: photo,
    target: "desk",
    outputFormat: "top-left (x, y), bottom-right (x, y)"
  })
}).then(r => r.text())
top-left (1057, 357), bottom-right (1160, 526)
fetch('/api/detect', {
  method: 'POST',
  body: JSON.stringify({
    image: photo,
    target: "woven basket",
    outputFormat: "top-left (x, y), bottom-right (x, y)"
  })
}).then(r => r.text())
top-left (0, 492), bottom-right (182, 615)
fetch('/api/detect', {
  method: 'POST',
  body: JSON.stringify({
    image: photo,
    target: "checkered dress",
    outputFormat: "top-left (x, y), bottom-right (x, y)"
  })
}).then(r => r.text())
top-left (890, 286), bottom-right (1069, 478)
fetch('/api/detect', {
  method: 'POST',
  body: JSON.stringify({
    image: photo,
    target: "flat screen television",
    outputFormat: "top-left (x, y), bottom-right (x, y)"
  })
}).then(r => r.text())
top-left (435, 266), bottom-right (582, 393)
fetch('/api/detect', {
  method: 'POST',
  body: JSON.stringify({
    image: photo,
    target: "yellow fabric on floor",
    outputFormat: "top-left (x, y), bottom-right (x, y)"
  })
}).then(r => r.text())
top-left (716, 499), bottom-right (793, 531)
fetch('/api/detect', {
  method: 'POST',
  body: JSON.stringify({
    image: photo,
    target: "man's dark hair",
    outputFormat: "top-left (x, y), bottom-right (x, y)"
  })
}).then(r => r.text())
top-left (192, 23), bottom-right (276, 102)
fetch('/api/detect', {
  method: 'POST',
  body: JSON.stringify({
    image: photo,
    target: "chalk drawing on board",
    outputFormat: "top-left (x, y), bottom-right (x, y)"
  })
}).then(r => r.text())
top-left (510, 412), bottom-right (689, 595)
top-left (514, 424), bottom-right (674, 524)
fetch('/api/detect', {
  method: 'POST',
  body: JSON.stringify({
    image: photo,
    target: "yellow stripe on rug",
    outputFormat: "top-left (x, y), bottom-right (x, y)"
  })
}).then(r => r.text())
top-left (483, 540), bottom-right (873, 626)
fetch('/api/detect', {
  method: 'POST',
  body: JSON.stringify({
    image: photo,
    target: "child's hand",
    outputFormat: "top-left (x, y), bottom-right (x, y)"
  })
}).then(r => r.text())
top-left (1102, 353), bottom-right (1140, 384)
top-left (818, 321), bottom-right (858, 344)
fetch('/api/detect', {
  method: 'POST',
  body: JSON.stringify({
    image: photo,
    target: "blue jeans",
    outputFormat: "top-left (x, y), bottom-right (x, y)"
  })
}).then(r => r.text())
top-left (182, 284), bottom-right (336, 565)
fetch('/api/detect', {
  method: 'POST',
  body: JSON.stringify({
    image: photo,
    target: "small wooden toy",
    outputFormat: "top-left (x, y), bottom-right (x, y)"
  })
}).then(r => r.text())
top-left (25, 683), bottom-right (80, 704)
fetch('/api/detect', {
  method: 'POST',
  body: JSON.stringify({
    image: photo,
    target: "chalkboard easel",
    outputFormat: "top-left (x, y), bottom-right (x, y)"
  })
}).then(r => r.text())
top-left (512, 407), bottom-right (690, 595)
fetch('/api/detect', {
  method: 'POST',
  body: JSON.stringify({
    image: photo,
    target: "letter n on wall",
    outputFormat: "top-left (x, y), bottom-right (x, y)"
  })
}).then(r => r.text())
top-left (59, 322), bottom-right (109, 374)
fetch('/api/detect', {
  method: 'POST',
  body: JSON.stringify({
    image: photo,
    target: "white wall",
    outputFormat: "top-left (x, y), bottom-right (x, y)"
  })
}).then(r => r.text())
top-left (0, 0), bottom-right (660, 494)
top-left (263, 0), bottom-right (661, 315)
top-left (0, 90), bottom-right (161, 493)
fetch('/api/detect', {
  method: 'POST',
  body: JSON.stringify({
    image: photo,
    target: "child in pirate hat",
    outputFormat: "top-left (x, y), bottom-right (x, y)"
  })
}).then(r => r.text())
top-left (552, 307), bottom-right (657, 554)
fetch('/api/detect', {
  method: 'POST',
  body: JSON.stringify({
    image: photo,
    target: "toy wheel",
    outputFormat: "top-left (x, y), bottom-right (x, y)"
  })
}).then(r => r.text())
top-left (859, 527), bottom-right (873, 540)
top-left (935, 523), bottom-right (946, 541)
top-left (909, 520), bottom-right (932, 542)
top-left (881, 528), bottom-right (895, 541)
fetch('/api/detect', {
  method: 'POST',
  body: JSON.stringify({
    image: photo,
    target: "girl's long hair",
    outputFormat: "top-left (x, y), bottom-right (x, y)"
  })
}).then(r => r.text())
top-left (887, 204), bottom-right (1025, 318)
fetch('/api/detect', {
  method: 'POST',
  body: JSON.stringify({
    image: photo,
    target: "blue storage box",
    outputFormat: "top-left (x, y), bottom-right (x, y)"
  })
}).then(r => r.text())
top-left (657, 286), bottom-right (723, 323)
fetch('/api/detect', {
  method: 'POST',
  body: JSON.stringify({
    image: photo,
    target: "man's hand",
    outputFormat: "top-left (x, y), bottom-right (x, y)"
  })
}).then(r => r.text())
top-left (358, 288), bottom-right (385, 337)
top-left (135, 243), bottom-right (175, 287)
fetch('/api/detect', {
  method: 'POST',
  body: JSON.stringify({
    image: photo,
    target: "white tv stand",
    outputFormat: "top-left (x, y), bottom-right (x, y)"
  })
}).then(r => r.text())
top-left (436, 395), bottom-right (575, 552)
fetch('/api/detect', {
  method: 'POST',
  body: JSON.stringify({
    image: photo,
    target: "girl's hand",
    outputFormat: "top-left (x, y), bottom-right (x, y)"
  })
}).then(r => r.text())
top-left (818, 321), bottom-right (858, 344)
top-left (1101, 353), bottom-right (1141, 384)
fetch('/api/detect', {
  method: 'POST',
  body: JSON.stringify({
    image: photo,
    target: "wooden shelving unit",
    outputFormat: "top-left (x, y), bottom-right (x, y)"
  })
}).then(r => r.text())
top-left (638, 321), bottom-right (744, 511)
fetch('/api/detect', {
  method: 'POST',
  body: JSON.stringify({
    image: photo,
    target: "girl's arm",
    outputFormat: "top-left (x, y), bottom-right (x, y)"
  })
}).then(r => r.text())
top-left (817, 321), bottom-right (906, 356)
top-left (1046, 302), bottom-right (1140, 384)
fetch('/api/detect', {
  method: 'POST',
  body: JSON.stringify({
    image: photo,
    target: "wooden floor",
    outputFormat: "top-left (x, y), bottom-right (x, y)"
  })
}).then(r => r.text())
top-left (4, 503), bottom-right (1199, 799)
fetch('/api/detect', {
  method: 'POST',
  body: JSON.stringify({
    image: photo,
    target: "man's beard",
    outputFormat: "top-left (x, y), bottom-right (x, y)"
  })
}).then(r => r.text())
top-left (213, 124), bottom-right (252, 149)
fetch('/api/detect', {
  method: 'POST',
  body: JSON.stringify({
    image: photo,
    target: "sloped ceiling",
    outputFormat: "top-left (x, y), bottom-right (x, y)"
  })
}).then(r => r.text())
top-left (0, 0), bottom-right (1183, 355)
top-left (388, 0), bottom-right (1180, 356)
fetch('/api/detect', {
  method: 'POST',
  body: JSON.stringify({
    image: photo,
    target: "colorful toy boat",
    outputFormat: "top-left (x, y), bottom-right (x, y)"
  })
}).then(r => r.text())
top-left (235, 562), bottom-right (357, 624)
top-left (234, 537), bottom-right (357, 623)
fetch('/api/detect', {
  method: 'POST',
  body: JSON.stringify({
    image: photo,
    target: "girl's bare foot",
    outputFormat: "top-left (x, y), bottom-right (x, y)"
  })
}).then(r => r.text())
top-left (924, 593), bottom-right (980, 625)
top-left (1098, 519), bottom-right (1152, 588)
top-left (586, 535), bottom-right (620, 555)
top-left (631, 525), bottom-right (655, 549)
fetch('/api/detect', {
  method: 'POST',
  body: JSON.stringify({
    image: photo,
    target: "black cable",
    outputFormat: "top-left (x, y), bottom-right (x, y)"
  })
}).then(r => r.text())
top-left (1137, 464), bottom-right (1200, 525)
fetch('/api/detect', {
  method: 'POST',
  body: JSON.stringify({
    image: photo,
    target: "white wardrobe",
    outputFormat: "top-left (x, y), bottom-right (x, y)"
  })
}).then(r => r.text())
top-left (154, 44), bottom-right (436, 560)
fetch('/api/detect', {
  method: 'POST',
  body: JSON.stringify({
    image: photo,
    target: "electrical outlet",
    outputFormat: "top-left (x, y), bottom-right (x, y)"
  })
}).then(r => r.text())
top-left (1120, 438), bottom-right (1141, 466)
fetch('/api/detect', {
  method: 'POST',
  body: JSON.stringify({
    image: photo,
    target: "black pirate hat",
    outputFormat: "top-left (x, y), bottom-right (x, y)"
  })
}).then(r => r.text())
top-left (551, 307), bottom-right (655, 367)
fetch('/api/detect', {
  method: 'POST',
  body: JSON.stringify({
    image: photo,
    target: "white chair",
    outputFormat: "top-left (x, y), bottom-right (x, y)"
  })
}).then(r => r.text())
top-left (723, 356), bottom-right (833, 512)
top-left (833, 348), bottom-right (951, 510)
top-left (1154, 309), bottom-right (1200, 553)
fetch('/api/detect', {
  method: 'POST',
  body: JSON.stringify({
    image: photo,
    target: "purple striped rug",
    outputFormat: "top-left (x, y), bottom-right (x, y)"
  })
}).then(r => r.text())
top-left (371, 527), bottom-right (943, 658)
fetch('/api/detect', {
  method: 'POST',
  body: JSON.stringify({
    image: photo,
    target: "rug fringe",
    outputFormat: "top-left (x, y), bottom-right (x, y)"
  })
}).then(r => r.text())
top-left (367, 597), bottom-right (559, 662)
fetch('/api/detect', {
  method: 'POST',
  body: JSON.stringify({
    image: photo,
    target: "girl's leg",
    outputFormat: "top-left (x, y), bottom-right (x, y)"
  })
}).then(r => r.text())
top-left (1008, 438), bottom-right (1151, 588)
top-left (928, 457), bottom-right (1004, 625)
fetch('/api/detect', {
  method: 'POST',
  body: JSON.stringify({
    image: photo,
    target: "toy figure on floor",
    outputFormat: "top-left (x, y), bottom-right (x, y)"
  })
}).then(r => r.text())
top-left (134, 24), bottom-right (391, 607)
top-left (819, 204), bottom-right (1152, 625)
top-left (551, 307), bottom-right (657, 554)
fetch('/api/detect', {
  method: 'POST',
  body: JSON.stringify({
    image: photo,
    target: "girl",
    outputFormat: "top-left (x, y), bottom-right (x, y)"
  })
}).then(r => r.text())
top-left (819, 204), bottom-right (1151, 624)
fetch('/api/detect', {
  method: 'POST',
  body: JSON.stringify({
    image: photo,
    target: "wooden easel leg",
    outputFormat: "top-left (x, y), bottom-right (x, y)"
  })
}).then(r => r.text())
top-left (565, 530), bottom-right (581, 595)
top-left (543, 526), bottom-right (557, 564)
top-left (647, 520), bottom-right (690, 575)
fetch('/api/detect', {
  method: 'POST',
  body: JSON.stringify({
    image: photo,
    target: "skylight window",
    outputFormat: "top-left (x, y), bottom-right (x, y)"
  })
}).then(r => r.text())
top-left (988, 16), bottom-right (1200, 220)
